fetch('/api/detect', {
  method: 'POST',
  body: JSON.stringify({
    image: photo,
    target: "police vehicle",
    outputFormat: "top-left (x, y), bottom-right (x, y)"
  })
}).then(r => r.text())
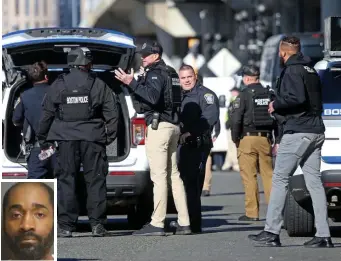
top-left (283, 17), bottom-right (341, 237)
top-left (1, 28), bottom-right (154, 228)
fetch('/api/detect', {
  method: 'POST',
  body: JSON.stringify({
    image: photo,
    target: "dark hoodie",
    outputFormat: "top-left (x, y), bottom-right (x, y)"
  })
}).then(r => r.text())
top-left (273, 53), bottom-right (325, 134)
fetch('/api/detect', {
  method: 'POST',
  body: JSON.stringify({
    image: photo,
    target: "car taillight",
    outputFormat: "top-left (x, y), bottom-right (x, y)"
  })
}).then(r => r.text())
top-left (2, 172), bottom-right (28, 177)
top-left (131, 117), bottom-right (147, 145)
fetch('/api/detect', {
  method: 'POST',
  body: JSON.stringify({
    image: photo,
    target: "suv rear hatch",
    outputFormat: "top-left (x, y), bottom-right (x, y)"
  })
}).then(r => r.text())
top-left (2, 28), bottom-right (137, 169)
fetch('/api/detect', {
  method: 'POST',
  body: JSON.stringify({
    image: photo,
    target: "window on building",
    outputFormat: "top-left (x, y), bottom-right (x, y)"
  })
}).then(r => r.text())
top-left (25, 0), bottom-right (29, 15)
top-left (13, 25), bottom-right (19, 31)
top-left (44, 0), bottom-right (48, 14)
top-left (44, 21), bottom-right (49, 27)
top-left (35, 0), bottom-right (39, 15)
top-left (15, 0), bottom-right (20, 15)
top-left (35, 22), bottom-right (40, 28)
top-left (26, 22), bottom-right (30, 29)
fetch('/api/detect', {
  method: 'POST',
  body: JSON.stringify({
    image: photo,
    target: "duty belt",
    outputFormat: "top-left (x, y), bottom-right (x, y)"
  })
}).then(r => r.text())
top-left (244, 132), bottom-right (271, 138)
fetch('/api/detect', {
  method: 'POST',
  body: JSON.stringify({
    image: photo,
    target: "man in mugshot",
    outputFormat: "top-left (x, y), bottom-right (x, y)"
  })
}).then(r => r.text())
top-left (2, 182), bottom-right (54, 260)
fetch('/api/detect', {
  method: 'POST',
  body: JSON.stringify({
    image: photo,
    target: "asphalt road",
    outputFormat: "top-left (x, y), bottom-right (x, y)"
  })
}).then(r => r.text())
top-left (57, 171), bottom-right (341, 261)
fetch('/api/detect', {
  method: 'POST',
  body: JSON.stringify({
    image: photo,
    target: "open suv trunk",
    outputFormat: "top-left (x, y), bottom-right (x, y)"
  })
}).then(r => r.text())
top-left (2, 28), bottom-right (136, 166)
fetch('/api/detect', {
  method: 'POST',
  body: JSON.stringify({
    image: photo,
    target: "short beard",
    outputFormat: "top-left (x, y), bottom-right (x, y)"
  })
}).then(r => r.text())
top-left (279, 56), bottom-right (285, 68)
top-left (4, 228), bottom-right (53, 260)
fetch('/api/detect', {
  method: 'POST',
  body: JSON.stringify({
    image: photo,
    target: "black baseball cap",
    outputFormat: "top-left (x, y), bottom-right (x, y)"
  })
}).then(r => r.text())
top-left (238, 65), bottom-right (260, 77)
top-left (137, 41), bottom-right (163, 57)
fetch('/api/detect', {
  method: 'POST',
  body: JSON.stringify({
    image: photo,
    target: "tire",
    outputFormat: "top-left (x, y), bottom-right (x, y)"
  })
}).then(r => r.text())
top-left (284, 191), bottom-right (315, 237)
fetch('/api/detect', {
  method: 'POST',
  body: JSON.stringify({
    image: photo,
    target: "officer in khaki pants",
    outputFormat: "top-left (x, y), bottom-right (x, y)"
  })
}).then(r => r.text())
top-left (115, 41), bottom-right (190, 236)
top-left (230, 65), bottom-right (279, 221)
top-left (222, 87), bottom-right (240, 172)
top-left (202, 121), bottom-right (220, 196)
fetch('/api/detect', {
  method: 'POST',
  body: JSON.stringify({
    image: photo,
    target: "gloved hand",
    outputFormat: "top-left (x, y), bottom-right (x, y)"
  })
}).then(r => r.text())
top-left (179, 132), bottom-right (191, 145)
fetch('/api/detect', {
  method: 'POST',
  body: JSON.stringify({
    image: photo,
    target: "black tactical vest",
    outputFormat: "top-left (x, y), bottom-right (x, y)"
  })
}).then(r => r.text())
top-left (247, 87), bottom-right (274, 127)
top-left (57, 74), bottom-right (95, 122)
top-left (301, 65), bottom-right (323, 115)
top-left (157, 65), bottom-right (182, 112)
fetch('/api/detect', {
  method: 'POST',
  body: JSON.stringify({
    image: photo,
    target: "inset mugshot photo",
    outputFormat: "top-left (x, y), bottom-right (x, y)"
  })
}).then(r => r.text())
top-left (1, 180), bottom-right (57, 261)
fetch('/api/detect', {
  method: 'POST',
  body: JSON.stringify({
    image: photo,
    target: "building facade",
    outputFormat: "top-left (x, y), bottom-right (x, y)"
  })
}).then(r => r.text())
top-left (2, 0), bottom-right (58, 34)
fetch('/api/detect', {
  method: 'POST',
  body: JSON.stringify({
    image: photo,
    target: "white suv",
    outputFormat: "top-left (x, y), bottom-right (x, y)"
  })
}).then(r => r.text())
top-left (1, 28), bottom-right (152, 228)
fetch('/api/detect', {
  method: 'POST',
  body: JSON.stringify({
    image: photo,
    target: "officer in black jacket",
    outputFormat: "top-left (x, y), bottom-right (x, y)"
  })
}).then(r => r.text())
top-left (230, 65), bottom-right (278, 222)
top-left (37, 47), bottom-right (119, 238)
top-left (249, 36), bottom-right (333, 248)
top-left (115, 41), bottom-right (191, 236)
top-left (12, 61), bottom-right (55, 179)
top-left (177, 64), bottom-right (219, 233)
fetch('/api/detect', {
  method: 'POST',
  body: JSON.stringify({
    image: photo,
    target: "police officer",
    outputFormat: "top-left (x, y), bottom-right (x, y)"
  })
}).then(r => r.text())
top-left (249, 36), bottom-right (334, 248)
top-left (114, 41), bottom-right (191, 236)
top-left (222, 87), bottom-right (240, 172)
top-left (177, 64), bottom-right (219, 233)
top-left (230, 65), bottom-right (278, 222)
top-left (36, 47), bottom-right (119, 237)
top-left (12, 61), bottom-right (55, 179)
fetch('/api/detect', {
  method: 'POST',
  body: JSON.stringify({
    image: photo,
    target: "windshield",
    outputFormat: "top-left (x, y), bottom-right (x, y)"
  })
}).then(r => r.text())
top-left (318, 68), bottom-right (341, 103)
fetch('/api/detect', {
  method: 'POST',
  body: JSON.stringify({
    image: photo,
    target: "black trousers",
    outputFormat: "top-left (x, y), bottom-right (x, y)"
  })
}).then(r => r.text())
top-left (55, 141), bottom-right (108, 231)
top-left (178, 144), bottom-right (211, 232)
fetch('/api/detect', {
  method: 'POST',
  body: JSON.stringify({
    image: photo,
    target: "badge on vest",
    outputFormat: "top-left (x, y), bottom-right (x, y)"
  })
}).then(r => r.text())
top-left (254, 98), bottom-right (270, 106)
top-left (66, 96), bottom-right (89, 104)
top-left (204, 93), bottom-right (214, 104)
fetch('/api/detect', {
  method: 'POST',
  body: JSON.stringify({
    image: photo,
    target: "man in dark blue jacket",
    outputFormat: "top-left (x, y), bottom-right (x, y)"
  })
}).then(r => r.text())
top-left (12, 61), bottom-right (55, 179)
top-left (177, 64), bottom-right (219, 233)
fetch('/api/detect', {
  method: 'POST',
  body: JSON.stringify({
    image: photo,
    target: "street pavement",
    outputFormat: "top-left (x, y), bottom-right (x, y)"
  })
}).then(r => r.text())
top-left (57, 171), bottom-right (341, 261)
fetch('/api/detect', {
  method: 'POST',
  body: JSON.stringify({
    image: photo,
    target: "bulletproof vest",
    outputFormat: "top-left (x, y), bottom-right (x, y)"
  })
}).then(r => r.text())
top-left (57, 74), bottom-right (96, 122)
top-left (301, 65), bottom-right (323, 115)
top-left (156, 65), bottom-right (182, 112)
top-left (246, 87), bottom-right (274, 127)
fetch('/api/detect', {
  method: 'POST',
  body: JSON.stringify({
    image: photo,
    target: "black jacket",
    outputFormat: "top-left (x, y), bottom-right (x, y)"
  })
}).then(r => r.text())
top-left (180, 83), bottom-right (219, 136)
top-left (230, 83), bottom-right (280, 144)
top-left (273, 53), bottom-right (325, 134)
top-left (128, 60), bottom-right (178, 126)
top-left (37, 69), bottom-right (119, 144)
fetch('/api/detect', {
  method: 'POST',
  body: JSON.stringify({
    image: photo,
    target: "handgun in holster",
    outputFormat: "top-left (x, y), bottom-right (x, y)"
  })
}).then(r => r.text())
top-left (151, 112), bottom-right (160, 130)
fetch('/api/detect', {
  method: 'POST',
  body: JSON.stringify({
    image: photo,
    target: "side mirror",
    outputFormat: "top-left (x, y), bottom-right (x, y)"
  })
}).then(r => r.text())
top-left (218, 95), bottom-right (226, 108)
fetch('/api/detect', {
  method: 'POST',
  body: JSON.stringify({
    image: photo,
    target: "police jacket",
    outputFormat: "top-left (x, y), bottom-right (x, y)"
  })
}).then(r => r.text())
top-left (273, 53), bottom-right (325, 134)
top-left (12, 82), bottom-right (50, 143)
top-left (128, 60), bottom-right (178, 126)
top-left (230, 83), bottom-right (280, 144)
top-left (180, 83), bottom-right (219, 137)
top-left (36, 68), bottom-right (119, 144)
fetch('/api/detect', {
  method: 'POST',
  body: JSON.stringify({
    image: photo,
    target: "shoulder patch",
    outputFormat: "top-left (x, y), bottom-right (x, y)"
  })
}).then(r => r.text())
top-left (14, 97), bottom-right (21, 109)
top-left (303, 66), bottom-right (315, 73)
top-left (204, 93), bottom-right (214, 104)
top-left (233, 97), bottom-right (240, 109)
top-left (151, 76), bottom-right (158, 80)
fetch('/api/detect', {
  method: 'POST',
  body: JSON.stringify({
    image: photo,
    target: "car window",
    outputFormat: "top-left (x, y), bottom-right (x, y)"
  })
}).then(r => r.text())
top-left (318, 68), bottom-right (341, 103)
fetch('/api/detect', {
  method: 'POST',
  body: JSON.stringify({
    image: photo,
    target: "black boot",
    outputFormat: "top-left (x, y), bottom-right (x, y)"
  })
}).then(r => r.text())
top-left (304, 237), bottom-right (334, 248)
top-left (57, 227), bottom-right (72, 238)
top-left (92, 224), bottom-right (107, 237)
top-left (248, 231), bottom-right (281, 247)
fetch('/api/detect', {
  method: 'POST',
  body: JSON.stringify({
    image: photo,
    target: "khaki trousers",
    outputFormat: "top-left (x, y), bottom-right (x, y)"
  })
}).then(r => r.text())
top-left (203, 153), bottom-right (212, 191)
top-left (145, 122), bottom-right (190, 228)
top-left (237, 136), bottom-right (273, 218)
top-left (222, 130), bottom-right (239, 171)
